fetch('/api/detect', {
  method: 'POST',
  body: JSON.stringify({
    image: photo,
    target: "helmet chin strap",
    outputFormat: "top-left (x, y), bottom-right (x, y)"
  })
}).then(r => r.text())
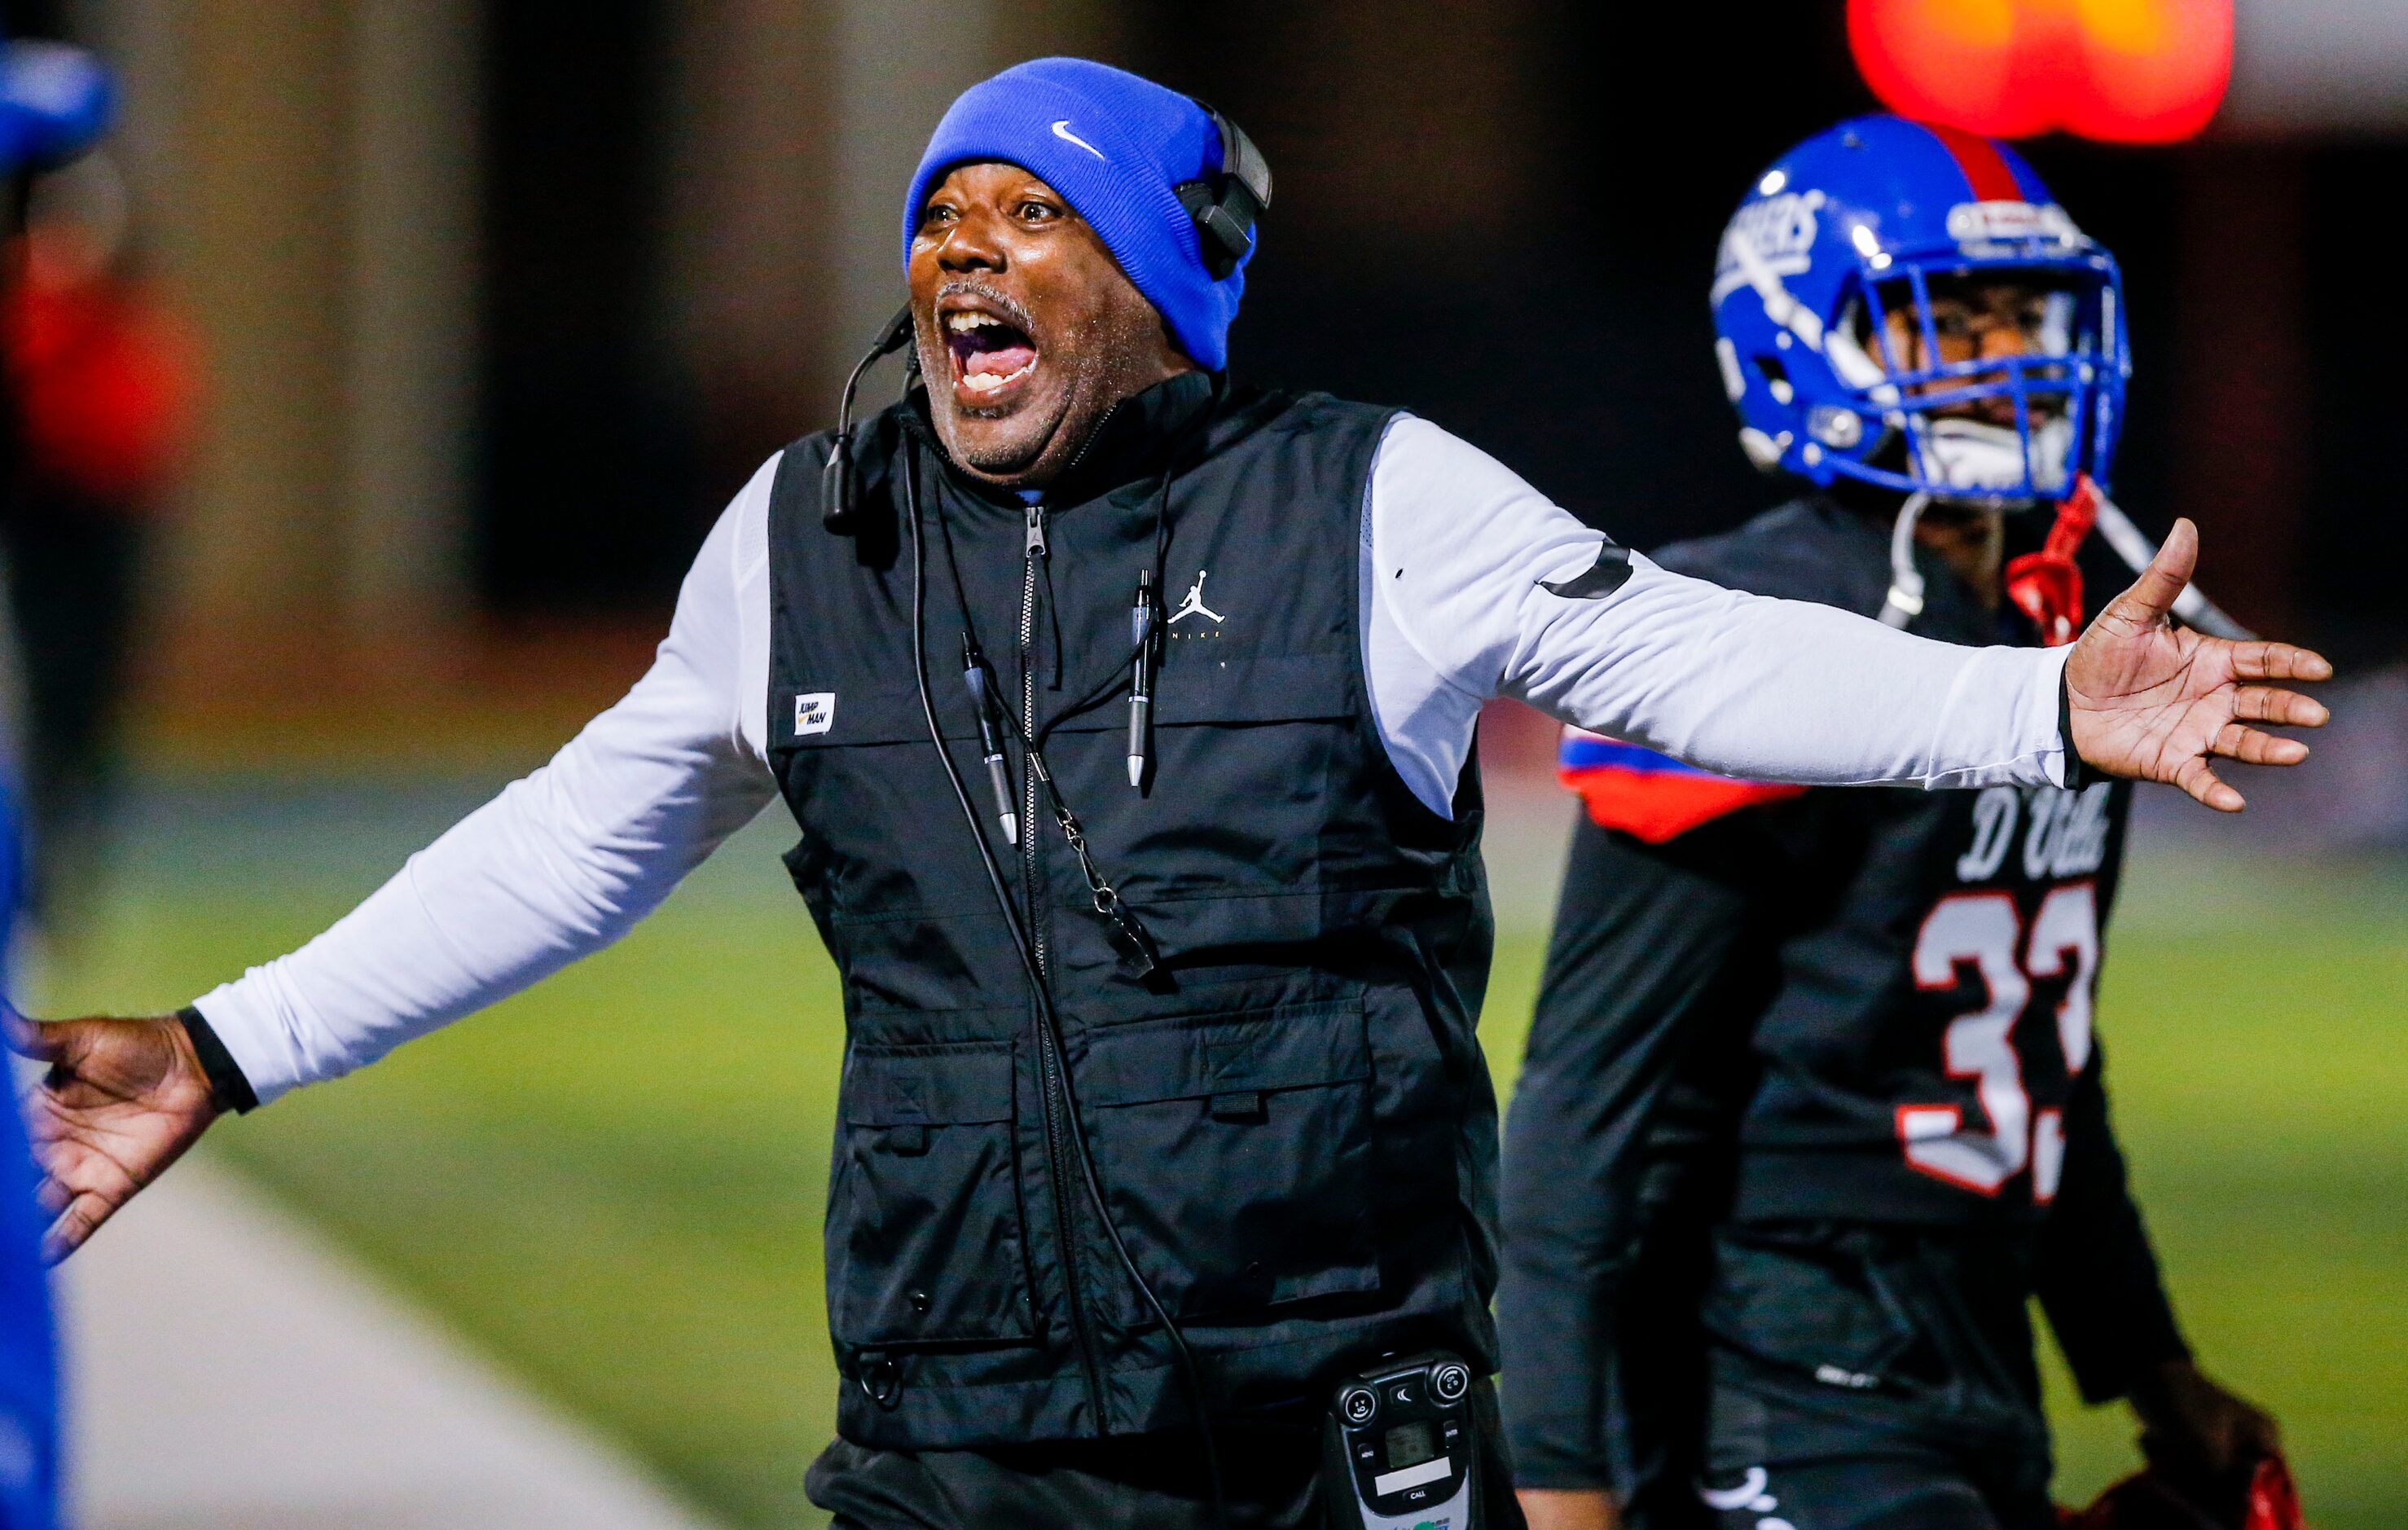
top-left (1882, 480), bottom-right (2095, 644)
top-left (1878, 491), bottom-right (1933, 628)
top-left (1884, 474), bottom-right (2258, 644)
top-left (1880, 411), bottom-right (2086, 633)
top-left (2070, 476), bottom-right (2256, 640)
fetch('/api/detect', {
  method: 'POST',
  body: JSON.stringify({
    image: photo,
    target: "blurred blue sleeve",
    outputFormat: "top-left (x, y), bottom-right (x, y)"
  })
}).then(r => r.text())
top-left (0, 36), bottom-right (112, 1519)
top-left (0, 775), bottom-right (59, 1530)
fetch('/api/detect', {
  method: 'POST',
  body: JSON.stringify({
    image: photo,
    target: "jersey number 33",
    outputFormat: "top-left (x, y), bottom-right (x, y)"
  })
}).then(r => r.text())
top-left (1898, 882), bottom-right (2098, 1199)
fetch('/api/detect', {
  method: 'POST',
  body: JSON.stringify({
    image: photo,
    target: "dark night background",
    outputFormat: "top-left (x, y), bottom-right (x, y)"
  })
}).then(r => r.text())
top-left (466, 2), bottom-right (2404, 666)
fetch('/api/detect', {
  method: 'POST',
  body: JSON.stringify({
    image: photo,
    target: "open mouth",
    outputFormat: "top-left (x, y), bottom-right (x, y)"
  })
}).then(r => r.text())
top-left (943, 307), bottom-right (1039, 399)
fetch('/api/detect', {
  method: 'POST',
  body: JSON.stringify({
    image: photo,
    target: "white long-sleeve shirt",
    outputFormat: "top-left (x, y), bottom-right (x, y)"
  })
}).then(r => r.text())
top-left (197, 415), bottom-right (2072, 1103)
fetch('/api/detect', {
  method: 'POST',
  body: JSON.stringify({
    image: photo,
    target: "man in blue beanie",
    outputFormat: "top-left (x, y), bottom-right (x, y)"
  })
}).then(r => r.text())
top-left (894, 57), bottom-right (1252, 479)
top-left (19, 57), bottom-right (2331, 1530)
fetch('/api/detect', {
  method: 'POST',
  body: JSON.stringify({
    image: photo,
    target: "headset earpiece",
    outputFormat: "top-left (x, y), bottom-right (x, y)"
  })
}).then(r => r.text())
top-left (824, 305), bottom-right (918, 533)
top-left (1176, 104), bottom-right (1272, 282)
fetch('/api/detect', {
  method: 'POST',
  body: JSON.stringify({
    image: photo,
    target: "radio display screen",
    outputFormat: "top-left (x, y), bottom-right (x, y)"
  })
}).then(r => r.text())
top-left (1383, 1420), bottom-right (1438, 1471)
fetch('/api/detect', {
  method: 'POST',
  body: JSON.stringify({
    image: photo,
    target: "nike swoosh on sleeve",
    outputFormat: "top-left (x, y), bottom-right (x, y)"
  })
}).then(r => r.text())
top-left (1537, 542), bottom-right (1634, 599)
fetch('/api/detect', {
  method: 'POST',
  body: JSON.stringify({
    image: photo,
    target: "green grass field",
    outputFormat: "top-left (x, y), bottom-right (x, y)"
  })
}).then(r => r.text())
top-left (38, 776), bottom-right (2408, 1528)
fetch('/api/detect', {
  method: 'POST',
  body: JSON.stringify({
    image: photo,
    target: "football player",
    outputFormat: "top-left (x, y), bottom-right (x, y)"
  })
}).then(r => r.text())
top-left (1497, 117), bottom-right (2284, 1530)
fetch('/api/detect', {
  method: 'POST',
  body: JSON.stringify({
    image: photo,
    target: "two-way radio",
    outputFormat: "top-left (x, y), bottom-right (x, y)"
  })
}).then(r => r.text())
top-left (1323, 1352), bottom-right (1486, 1529)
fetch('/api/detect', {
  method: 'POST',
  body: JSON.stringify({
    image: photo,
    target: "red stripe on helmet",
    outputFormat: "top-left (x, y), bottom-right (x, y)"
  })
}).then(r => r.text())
top-left (1917, 121), bottom-right (2024, 204)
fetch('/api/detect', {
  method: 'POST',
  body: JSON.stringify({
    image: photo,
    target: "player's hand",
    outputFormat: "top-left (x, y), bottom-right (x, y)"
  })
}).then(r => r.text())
top-left (4, 1009), bottom-right (222, 1262)
top-left (2129, 1359), bottom-right (2282, 1478)
top-left (2065, 518), bottom-right (2331, 811)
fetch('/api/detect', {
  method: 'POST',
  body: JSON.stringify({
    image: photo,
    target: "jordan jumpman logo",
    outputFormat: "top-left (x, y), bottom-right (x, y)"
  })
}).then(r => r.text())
top-left (1171, 569), bottom-right (1224, 625)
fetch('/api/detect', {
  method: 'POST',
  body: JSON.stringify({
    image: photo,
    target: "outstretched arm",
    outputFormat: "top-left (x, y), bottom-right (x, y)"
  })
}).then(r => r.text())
top-left (12, 457), bottom-right (787, 1258)
top-left (1363, 418), bottom-right (2326, 811)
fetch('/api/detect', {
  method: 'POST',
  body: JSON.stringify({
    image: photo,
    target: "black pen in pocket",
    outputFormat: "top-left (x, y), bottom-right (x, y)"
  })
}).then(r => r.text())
top-left (961, 634), bottom-right (1017, 844)
top-left (1128, 569), bottom-right (1157, 789)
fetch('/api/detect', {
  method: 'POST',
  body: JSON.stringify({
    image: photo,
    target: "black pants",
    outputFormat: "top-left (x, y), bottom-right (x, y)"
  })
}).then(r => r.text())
top-left (1510, 1220), bottom-right (2057, 1530)
top-left (1690, 1224), bottom-right (2057, 1530)
top-left (806, 1383), bottom-right (1527, 1529)
top-left (1696, 1454), bottom-right (2055, 1530)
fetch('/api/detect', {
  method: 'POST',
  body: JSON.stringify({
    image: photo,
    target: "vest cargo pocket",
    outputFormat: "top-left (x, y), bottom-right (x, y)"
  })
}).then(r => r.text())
top-left (1080, 997), bottom-right (1379, 1321)
top-left (830, 1039), bottom-right (1036, 1349)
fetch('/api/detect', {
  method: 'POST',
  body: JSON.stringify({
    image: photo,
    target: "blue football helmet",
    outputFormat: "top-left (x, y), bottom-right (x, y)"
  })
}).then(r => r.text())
top-left (1711, 114), bottom-right (2126, 505)
top-left (0, 37), bottom-right (113, 172)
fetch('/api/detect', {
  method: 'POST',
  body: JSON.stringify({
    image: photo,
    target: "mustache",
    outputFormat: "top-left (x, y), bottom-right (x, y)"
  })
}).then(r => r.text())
top-left (931, 279), bottom-right (1039, 336)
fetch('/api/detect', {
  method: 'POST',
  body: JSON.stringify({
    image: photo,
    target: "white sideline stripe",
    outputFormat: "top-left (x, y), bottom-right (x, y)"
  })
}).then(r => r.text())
top-left (62, 1160), bottom-right (726, 1530)
top-left (1373, 1456), bottom-right (1454, 1497)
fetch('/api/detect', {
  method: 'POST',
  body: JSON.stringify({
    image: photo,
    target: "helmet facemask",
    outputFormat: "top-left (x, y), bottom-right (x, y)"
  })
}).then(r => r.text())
top-left (1826, 266), bottom-right (2120, 507)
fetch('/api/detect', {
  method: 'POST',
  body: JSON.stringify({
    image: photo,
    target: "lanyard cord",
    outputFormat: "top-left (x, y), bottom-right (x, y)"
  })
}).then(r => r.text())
top-left (1064, 371), bottom-right (1220, 754)
top-left (923, 381), bottom-right (1227, 968)
top-left (901, 439), bottom-right (1227, 1528)
top-left (927, 376), bottom-right (1225, 748)
top-left (921, 466), bottom-right (1156, 958)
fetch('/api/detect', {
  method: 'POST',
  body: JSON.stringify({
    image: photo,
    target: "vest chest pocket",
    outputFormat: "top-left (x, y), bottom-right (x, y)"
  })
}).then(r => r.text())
top-left (830, 1040), bottom-right (1035, 1349)
top-left (1079, 998), bottom-right (1379, 1321)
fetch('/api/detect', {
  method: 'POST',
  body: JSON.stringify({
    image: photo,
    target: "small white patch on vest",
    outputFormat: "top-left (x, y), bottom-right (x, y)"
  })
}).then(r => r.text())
top-left (795, 692), bottom-right (836, 736)
top-left (1814, 1364), bottom-right (1879, 1390)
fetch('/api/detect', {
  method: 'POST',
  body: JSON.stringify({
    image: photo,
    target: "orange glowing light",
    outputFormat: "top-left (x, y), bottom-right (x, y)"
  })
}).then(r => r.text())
top-left (1848, 0), bottom-right (2232, 143)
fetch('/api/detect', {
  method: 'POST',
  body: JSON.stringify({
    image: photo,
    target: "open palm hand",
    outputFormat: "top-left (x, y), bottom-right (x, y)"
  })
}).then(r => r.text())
top-left (5, 1009), bottom-right (221, 1261)
top-left (2065, 519), bottom-right (2331, 811)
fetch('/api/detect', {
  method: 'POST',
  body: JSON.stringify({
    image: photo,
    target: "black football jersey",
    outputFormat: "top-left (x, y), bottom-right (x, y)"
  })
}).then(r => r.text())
top-left (1501, 496), bottom-right (2188, 1500)
top-left (1554, 496), bottom-right (2131, 1224)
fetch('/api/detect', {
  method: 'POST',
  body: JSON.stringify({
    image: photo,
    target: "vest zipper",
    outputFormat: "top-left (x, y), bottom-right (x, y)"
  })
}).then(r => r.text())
top-left (1021, 500), bottom-right (1106, 1428)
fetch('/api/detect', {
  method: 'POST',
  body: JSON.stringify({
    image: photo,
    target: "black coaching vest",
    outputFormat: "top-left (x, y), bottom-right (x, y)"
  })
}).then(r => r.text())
top-left (764, 377), bottom-right (1500, 1449)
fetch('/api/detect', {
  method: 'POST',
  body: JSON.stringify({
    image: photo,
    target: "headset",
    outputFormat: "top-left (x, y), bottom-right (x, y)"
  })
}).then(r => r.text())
top-left (815, 103), bottom-right (1277, 1528)
top-left (822, 305), bottom-right (915, 533)
top-left (1176, 104), bottom-right (1273, 282)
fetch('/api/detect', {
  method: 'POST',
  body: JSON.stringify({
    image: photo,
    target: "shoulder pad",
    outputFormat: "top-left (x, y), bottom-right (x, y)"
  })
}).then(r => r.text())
top-left (1558, 728), bottom-right (1804, 842)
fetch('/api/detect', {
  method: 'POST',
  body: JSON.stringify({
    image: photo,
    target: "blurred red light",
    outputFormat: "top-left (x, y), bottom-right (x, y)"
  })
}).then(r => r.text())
top-left (1848, 0), bottom-right (2231, 144)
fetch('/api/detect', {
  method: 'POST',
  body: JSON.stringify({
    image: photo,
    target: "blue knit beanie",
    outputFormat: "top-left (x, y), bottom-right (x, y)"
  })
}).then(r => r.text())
top-left (903, 58), bottom-right (1249, 372)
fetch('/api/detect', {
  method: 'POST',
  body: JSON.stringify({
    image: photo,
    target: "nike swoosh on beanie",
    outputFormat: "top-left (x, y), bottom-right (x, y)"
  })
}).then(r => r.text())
top-left (1050, 120), bottom-right (1107, 160)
